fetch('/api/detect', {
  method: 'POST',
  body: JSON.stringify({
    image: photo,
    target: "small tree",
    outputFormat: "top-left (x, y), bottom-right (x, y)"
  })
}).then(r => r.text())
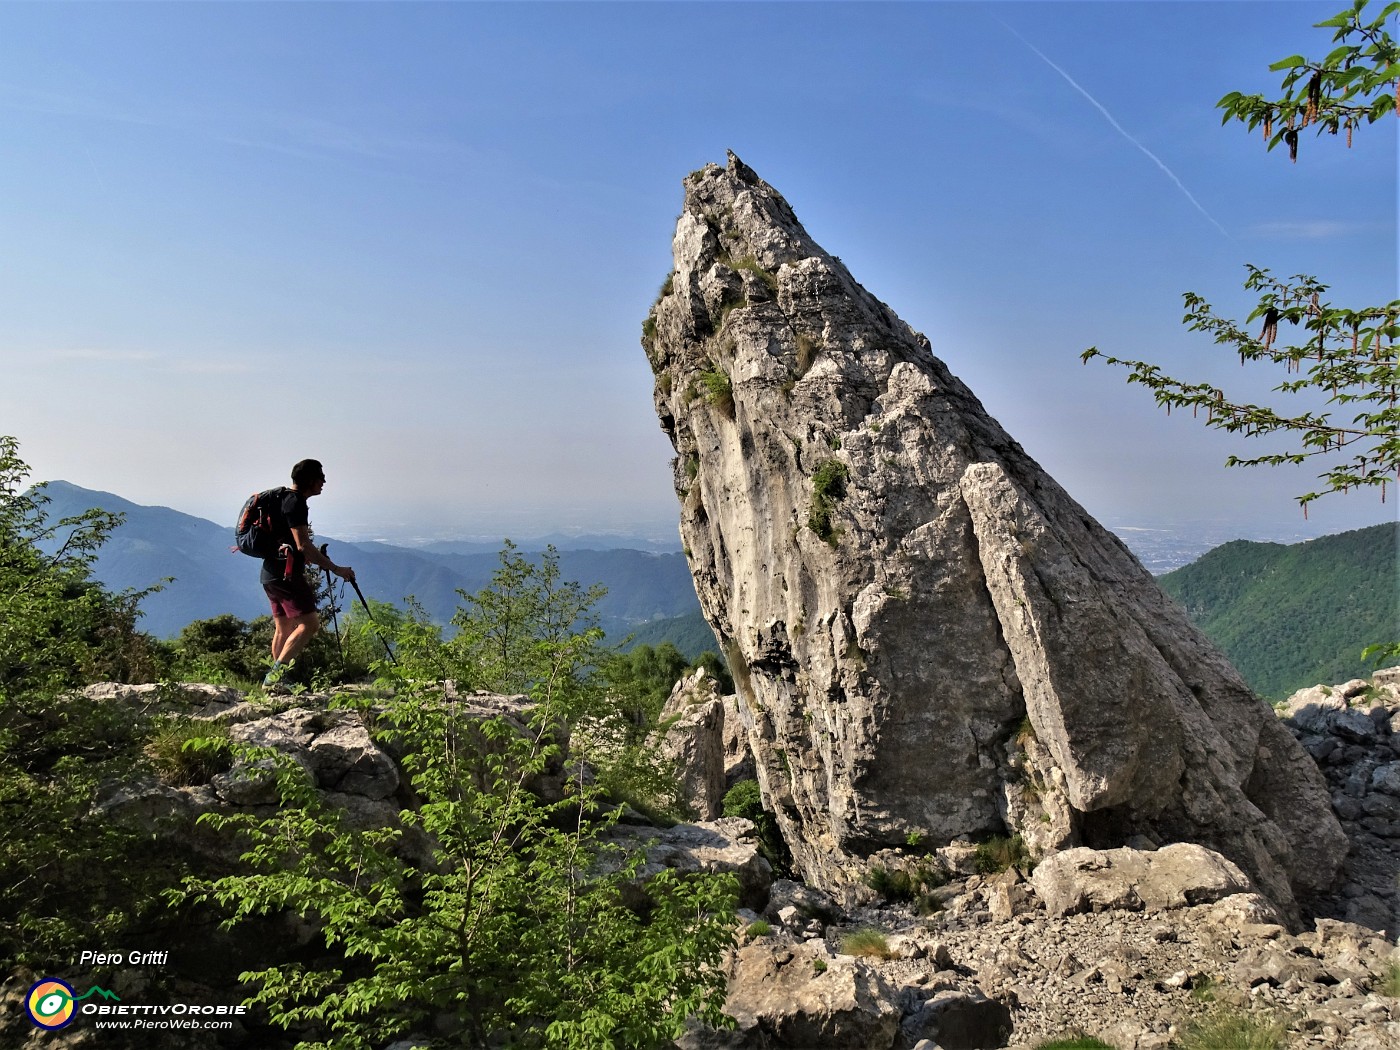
top-left (174, 543), bottom-right (738, 1048)
top-left (2, 435), bottom-right (127, 706)
top-left (0, 436), bottom-right (186, 965)
top-left (600, 642), bottom-right (693, 739)
top-left (1083, 1), bottom-right (1398, 515)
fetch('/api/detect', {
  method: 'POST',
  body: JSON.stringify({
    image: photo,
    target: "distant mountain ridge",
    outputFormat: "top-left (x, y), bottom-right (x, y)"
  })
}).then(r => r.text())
top-left (1159, 521), bottom-right (1397, 698)
top-left (34, 483), bottom-right (1395, 695)
top-left (35, 482), bottom-right (708, 644)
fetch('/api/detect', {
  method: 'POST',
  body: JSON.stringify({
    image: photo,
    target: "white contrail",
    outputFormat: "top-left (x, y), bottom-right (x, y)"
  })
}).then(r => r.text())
top-left (998, 19), bottom-right (1231, 238)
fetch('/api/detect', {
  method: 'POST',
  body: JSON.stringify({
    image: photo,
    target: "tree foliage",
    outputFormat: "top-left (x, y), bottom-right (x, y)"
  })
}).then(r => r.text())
top-left (174, 543), bottom-right (738, 1049)
top-left (602, 642), bottom-right (697, 738)
top-left (1082, 0), bottom-right (1399, 515)
top-left (1, 435), bottom-right (156, 703)
top-left (0, 436), bottom-right (189, 965)
top-left (1217, 0), bottom-right (1399, 159)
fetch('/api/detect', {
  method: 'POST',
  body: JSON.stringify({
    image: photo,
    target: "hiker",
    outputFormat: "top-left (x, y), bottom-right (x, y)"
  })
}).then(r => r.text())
top-left (260, 459), bottom-right (355, 681)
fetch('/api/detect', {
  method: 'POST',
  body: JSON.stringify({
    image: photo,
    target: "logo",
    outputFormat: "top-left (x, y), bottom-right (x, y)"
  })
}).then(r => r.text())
top-left (24, 979), bottom-right (120, 1030)
top-left (26, 979), bottom-right (76, 1030)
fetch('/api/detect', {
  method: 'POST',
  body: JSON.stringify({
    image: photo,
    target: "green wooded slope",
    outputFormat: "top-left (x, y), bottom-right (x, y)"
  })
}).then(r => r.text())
top-left (1158, 522), bottom-right (1397, 699)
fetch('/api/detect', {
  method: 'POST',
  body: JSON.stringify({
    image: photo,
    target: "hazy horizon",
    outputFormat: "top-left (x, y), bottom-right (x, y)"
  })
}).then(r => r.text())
top-left (32, 475), bottom-right (1390, 559)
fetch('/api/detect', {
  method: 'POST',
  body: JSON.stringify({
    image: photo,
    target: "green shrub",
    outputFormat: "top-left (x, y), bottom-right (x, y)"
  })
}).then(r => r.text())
top-left (143, 718), bottom-right (232, 787)
top-left (839, 928), bottom-right (893, 959)
top-left (1379, 961), bottom-right (1400, 997)
top-left (174, 543), bottom-right (740, 1048)
top-left (745, 920), bottom-right (772, 938)
top-left (1036, 1038), bottom-right (1116, 1050)
top-left (722, 779), bottom-right (792, 877)
top-left (795, 332), bottom-right (820, 375)
top-left (808, 459), bottom-right (849, 545)
top-left (0, 436), bottom-right (204, 966)
top-left (699, 367), bottom-right (735, 418)
top-left (174, 605), bottom-right (365, 689)
top-left (866, 861), bottom-right (947, 914)
top-left (1174, 1005), bottom-right (1286, 1050)
top-left (723, 779), bottom-right (763, 817)
top-left (974, 833), bottom-right (1030, 874)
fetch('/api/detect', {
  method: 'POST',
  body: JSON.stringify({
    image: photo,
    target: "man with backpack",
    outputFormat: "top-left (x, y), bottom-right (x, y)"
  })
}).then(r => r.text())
top-left (240, 458), bottom-right (355, 684)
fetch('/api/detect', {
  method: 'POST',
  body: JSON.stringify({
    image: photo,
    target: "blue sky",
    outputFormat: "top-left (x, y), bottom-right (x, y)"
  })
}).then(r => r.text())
top-left (1, 1), bottom-right (1394, 544)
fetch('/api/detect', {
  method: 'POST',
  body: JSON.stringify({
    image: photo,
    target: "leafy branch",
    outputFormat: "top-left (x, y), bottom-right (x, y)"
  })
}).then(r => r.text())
top-left (1083, 267), bottom-right (1400, 512)
top-left (1084, 1), bottom-right (1399, 515)
top-left (1216, 0), bottom-right (1398, 159)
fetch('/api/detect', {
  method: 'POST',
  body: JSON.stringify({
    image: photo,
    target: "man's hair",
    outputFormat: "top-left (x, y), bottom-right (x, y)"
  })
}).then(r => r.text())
top-left (291, 459), bottom-right (325, 488)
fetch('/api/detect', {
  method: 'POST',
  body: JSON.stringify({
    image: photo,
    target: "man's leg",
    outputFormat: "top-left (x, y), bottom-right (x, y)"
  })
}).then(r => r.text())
top-left (275, 612), bottom-right (321, 664)
top-left (270, 615), bottom-right (290, 663)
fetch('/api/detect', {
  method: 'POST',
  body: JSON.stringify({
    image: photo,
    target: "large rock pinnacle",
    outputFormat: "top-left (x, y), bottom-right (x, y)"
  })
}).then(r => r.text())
top-left (642, 153), bottom-right (1344, 916)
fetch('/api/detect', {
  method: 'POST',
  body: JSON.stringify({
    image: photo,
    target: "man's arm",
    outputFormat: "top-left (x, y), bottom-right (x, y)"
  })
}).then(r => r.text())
top-left (291, 526), bottom-right (355, 581)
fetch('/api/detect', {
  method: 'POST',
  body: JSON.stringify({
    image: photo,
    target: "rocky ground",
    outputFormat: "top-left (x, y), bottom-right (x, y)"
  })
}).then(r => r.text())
top-left (697, 873), bottom-right (1398, 1050)
top-left (675, 670), bottom-right (1400, 1049)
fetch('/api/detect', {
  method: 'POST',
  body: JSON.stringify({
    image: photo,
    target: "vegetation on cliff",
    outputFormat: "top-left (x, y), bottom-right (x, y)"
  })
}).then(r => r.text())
top-left (176, 545), bottom-right (738, 1048)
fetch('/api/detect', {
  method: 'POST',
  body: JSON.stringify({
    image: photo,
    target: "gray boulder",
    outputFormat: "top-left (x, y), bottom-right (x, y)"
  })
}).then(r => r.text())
top-left (599, 816), bottom-right (773, 913)
top-left (900, 989), bottom-right (1014, 1050)
top-left (1030, 844), bottom-right (1255, 917)
top-left (230, 707), bottom-right (400, 800)
top-left (703, 939), bottom-right (901, 1049)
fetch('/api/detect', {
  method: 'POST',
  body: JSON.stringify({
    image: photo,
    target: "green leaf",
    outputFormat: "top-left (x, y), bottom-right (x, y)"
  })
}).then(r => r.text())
top-left (1269, 54), bottom-right (1311, 70)
top-left (1323, 43), bottom-right (1359, 67)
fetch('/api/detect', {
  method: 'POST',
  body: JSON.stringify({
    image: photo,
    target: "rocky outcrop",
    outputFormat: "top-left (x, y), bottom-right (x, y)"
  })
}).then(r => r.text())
top-left (600, 817), bottom-right (773, 913)
top-left (1282, 668), bottom-right (1400, 934)
top-left (63, 682), bottom-right (775, 1049)
top-left (642, 153), bottom-right (1345, 915)
top-left (658, 668), bottom-right (729, 820)
top-left (668, 671), bottom-right (1400, 1047)
top-left (685, 938), bottom-right (902, 1049)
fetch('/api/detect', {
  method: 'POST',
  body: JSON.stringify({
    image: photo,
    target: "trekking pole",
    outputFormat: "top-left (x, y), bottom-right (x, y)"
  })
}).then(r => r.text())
top-left (347, 574), bottom-right (399, 666)
top-left (318, 543), bottom-right (345, 670)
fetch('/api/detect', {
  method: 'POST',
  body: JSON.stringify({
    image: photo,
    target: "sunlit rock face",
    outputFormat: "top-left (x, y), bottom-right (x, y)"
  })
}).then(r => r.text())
top-left (642, 153), bottom-right (1343, 916)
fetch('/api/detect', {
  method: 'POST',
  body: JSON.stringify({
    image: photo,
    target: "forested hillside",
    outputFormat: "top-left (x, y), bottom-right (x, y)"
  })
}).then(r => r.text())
top-left (1159, 522), bottom-right (1397, 699)
top-left (620, 610), bottom-right (718, 660)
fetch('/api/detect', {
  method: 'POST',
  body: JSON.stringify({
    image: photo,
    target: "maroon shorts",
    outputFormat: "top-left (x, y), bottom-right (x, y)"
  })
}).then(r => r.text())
top-left (263, 576), bottom-right (318, 619)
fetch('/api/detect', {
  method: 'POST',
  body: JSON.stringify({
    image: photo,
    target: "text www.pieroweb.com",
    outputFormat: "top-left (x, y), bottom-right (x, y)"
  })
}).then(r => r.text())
top-left (85, 1003), bottom-right (246, 1031)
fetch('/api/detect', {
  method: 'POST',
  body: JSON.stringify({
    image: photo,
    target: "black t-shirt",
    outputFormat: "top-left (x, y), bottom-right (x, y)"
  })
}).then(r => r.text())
top-left (258, 488), bottom-right (310, 585)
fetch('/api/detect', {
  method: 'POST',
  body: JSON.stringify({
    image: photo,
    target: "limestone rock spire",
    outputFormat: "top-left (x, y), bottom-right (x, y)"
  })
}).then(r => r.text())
top-left (641, 156), bottom-right (1344, 918)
